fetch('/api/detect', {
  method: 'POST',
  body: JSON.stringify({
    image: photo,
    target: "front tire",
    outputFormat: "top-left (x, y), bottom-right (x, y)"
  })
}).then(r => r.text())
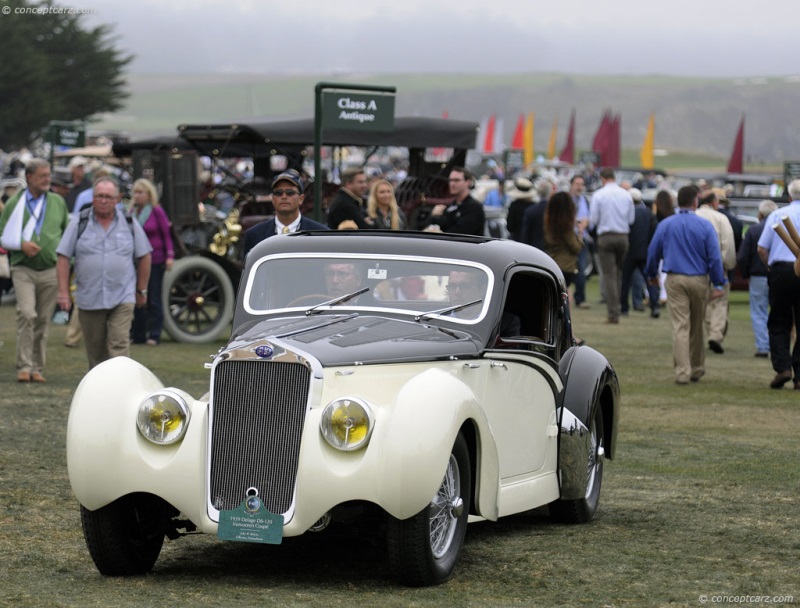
top-left (549, 405), bottom-right (604, 523)
top-left (80, 494), bottom-right (167, 575)
top-left (386, 433), bottom-right (471, 587)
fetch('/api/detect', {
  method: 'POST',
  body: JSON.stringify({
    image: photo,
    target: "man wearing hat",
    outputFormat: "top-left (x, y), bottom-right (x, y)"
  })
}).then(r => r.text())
top-left (50, 172), bottom-right (71, 199)
top-left (65, 156), bottom-right (92, 212)
top-left (697, 189), bottom-right (736, 354)
top-left (505, 177), bottom-right (536, 242)
top-left (242, 170), bottom-right (328, 259)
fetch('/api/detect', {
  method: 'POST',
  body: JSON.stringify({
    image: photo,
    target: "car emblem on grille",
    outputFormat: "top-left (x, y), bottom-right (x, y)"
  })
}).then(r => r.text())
top-left (255, 345), bottom-right (274, 358)
top-left (245, 495), bottom-right (262, 513)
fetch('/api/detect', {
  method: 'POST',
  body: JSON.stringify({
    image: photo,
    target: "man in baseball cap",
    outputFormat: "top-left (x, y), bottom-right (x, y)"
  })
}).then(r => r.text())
top-left (242, 170), bottom-right (328, 258)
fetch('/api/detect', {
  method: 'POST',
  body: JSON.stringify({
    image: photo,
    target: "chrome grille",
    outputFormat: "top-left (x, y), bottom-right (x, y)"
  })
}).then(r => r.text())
top-left (210, 359), bottom-right (311, 514)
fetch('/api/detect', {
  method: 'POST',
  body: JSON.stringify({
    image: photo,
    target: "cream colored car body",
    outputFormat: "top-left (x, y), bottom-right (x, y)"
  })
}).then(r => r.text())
top-left (67, 345), bottom-right (562, 537)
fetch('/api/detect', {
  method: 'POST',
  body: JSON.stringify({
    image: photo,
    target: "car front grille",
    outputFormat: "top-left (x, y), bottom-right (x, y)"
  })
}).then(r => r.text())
top-left (209, 359), bottom-right (311, 515)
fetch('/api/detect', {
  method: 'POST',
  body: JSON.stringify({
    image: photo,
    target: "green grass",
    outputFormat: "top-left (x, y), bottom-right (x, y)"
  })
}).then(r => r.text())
top-left (0, 282), bottom-right (798, 607)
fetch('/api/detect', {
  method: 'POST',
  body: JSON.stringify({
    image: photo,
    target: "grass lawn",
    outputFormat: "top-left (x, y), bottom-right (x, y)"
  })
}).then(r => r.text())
top-left (0, 280), bottom-right (797, 607)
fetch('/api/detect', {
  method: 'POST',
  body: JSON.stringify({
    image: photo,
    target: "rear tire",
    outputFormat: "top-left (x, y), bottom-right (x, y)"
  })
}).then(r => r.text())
top-left (80, 494), bottom-right (166, 575)
top-left (386, 433), bottom-right (471, 586)
top-left (549, 405), bottom-right (604, 523)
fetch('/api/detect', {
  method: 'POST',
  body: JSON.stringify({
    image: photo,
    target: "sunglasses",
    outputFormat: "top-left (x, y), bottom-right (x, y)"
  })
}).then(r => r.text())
top-left (273, 189), bottom-right (299, 197)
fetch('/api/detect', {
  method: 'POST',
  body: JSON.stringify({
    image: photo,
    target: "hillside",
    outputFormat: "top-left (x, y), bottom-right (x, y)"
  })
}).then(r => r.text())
top-left (91, 72), bottom-right (800, 165)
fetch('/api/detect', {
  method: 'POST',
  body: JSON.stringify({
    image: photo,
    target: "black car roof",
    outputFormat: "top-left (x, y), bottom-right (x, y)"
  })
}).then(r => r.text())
top-left (245, 230), bottom-right (561, 278)
top-left (178, 117), bottom-right (479, 150)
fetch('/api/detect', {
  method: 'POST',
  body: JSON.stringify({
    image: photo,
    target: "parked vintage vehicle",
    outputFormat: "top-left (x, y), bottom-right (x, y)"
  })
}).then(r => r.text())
top-left (67, 231), bottom-right (620, 586)
top-left (115, 117), bottom-right (479, 344)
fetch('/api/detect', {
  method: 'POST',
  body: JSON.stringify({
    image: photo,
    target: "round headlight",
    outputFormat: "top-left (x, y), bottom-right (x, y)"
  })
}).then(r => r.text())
top-left (136, 390), bottom-right (191, 445)
top-left (320, 397), bottom-right (374, 451)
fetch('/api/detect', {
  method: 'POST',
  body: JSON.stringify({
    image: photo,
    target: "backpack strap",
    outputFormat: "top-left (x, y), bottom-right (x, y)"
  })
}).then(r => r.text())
top-left (77, 208), bottom-right (134, 240)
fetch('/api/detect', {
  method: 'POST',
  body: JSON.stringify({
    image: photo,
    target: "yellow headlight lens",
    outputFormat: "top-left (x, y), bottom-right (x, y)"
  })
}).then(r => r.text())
top-left (136, 390), bottom-right (191, 445)
top-left (320, 398), bottom-right (374, 451)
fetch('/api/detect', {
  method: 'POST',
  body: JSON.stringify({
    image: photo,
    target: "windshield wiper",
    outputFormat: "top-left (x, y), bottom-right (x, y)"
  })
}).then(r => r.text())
top-left (415, 299), bottom-right (483, 322)
top-left (305, 287), bottom-right (370, 316)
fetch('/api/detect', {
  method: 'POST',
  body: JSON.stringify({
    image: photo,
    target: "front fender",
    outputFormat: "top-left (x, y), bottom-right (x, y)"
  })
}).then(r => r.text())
top-left (377, 367), bottom-right (500, 521)
top-left (66, 357), bottom-right (209, 526)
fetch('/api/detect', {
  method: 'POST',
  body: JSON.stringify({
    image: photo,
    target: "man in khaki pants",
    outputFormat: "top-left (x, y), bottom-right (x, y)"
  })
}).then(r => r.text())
top-left (645, 185), bottom-right (726, 384)
top-left (697, 190), bottom-right (736, 354)
top-left (0, 159), bottom-right (69, 383)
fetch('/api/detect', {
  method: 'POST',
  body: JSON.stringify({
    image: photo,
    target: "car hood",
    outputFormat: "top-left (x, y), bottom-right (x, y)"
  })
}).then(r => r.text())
top-left (228, 314), bottom-right (482, 366)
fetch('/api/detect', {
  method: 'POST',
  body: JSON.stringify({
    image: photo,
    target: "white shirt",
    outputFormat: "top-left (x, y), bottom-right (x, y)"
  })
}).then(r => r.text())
top-left (589, 182), bottom-right (635, 235)
top-left (275, 215), bottom-right (301, 235)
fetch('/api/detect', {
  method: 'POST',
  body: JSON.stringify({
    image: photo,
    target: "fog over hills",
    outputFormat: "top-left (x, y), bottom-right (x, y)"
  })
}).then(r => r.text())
top-left (93, 72), bottom-right (800, 164)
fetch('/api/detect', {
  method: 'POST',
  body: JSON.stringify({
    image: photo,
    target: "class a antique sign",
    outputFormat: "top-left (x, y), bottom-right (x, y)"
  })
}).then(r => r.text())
top-left (322, 90), bottom-right (395, 132)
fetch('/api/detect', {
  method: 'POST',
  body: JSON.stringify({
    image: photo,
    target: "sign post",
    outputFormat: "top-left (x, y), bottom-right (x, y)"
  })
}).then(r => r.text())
top-left (313, 83), bottom-right (396, 222)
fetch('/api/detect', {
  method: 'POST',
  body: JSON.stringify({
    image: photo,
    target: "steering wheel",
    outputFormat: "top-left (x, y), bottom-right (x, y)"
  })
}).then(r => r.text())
top-left (287, 294), bottom-right (330, 307)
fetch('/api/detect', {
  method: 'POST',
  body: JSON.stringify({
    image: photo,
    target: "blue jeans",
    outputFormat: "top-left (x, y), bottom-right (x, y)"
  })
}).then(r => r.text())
top-left (749, 275), bottom-right (769, 353)
top-left (574, 245), bottom-right (588, 305)
top-left (132, 263), bottom-right (166, 343)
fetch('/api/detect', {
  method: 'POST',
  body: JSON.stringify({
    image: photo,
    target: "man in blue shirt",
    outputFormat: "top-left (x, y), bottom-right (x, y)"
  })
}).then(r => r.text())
top-left (56, 178), bottom-right (152, 369)
top-left (570, 175), bottom-right (591, 308)
top-left (756, 178), bottom-right (800, 390)
top-left (646, 185), bottom-right (725, 385)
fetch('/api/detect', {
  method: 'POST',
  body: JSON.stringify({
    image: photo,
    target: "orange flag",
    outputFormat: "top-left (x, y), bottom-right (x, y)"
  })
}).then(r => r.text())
top-left (640, 113), bottom-right (655, 169)
top-left (547, 115), bottom-right (558, 160)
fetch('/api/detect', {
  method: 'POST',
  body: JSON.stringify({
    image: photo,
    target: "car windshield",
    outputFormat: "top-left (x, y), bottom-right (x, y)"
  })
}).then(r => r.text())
top-left (243, 254), bottom-right (492, 323)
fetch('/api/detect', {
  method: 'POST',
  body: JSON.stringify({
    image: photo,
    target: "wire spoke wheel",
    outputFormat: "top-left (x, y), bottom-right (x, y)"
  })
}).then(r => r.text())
top-left (387, 433), bottom-right (471, 586)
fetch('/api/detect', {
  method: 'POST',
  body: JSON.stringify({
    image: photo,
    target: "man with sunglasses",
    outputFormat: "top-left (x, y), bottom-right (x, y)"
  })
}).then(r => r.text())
top-left (242, 170), bottom-right (328, 259)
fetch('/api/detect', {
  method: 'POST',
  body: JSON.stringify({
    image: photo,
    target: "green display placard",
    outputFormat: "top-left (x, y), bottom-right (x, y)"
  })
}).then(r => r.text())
top-left (49, 123), bottom-right (85, 147)
top-left (217, 496), bottom-right (284, 545)
top-left (322, 91), bottom-right (395, 132)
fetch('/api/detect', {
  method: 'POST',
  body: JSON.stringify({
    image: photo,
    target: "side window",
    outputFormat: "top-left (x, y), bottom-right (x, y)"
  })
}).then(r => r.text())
top-left (503, 272), bottom-right (551, 342)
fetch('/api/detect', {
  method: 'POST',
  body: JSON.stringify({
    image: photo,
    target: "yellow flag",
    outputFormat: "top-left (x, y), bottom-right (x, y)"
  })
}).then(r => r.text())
top-left (547, 115), bottom-right (558, 160)
top-left (640, 113), bottom-right (655, 169)
top-left (524, 113), bottom-right (534, 167)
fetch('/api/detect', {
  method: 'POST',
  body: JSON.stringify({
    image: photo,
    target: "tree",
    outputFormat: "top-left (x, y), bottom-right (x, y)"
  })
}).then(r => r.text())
top-left (0, 0), bottom-right (131, 149)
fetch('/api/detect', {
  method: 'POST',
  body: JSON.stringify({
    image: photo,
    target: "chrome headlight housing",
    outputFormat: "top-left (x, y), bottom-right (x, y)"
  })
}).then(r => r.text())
top-left (320, 397), bottom-right (374, 451)
top-left (136, 389), bottom-right (191, 445)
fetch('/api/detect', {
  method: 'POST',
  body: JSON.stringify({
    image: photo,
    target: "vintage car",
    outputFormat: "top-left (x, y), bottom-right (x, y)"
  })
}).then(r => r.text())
top-left (67, 231), bottom-right (620, 586)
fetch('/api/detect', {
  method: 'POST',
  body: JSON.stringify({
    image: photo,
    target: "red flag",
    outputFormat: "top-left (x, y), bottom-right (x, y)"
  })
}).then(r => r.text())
top-left (559, 109), bottom-right (575, 163)
top-left (608, 113), bottom-right (621, 168)
top-left (592, 109), bottom-right (610, 163)
top-left (727, 114), bottom-right (744, 174)
top-left (442, 110), bottom-right (449, 119)
top-left (482, 114), bottom-right (496, 154)
top-left (511, 114), bottom-right (525, 149)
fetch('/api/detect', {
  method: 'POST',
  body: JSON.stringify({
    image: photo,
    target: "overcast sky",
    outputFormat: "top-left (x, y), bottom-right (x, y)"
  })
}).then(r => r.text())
top-left (73, 0), bottom-right (794, 77)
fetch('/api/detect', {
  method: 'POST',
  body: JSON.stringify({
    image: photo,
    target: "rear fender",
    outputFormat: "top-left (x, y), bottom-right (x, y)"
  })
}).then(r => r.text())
top-left (556, 345), bottom-right (620, 498)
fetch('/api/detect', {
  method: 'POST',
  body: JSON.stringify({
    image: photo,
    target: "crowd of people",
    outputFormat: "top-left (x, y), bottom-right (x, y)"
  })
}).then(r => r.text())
top-left (0, 156), bottom-right (168, 378)
top-left (484, 164), bottom-right (800, 390)
top-left (2, 151), bottom-right (800, 393)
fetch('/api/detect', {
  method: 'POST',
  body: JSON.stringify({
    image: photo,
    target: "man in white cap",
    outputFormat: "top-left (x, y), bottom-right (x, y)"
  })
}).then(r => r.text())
top-left (65, 156), bottom-right (92, 212)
